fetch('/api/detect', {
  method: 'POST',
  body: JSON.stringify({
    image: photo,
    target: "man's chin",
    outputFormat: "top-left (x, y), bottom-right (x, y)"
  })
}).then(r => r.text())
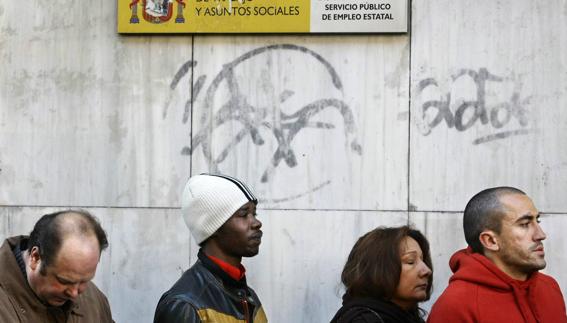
top-left (243, 248), bottom-right (260, 258)
top-left (525, 260), bottom-right (546, 273)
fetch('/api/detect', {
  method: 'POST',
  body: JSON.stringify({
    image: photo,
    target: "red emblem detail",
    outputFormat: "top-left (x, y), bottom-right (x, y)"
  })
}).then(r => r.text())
top-left (142, 0), bottom-right (174, 24)
top-left (129, 0), bottom-right (186, 25)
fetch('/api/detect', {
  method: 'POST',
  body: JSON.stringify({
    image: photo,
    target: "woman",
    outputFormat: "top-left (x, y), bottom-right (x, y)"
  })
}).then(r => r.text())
top-left (330, 226), bottom-right (433, 323)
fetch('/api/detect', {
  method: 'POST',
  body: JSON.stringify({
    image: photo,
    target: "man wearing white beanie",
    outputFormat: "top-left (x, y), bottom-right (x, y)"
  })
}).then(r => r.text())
top-left (154, 174), bottom-right (268, 323)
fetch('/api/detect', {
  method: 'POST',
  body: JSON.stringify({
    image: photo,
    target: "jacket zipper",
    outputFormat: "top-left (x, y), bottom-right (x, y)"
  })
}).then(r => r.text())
top-left (241, 297), bottom-right (250, 323)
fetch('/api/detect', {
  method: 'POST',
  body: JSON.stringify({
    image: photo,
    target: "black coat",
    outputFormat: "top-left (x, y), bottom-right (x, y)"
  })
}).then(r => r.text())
top-left (330, 297), bottom-right (425, 323)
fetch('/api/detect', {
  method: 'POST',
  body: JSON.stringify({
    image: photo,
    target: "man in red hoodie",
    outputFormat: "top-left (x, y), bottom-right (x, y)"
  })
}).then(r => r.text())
top-left (428, 187), bottom-right (567, 323)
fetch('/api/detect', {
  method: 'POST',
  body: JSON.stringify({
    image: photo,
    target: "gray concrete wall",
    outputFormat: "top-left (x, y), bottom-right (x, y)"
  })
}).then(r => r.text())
top-left (1, 0), bottom-right (567, 322)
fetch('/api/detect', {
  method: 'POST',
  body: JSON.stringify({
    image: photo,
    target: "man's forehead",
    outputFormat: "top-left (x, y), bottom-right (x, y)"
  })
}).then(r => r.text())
top-left (47, 265), bottom-right (96, 284)
top-left (51, 236), bottom-right (101, 269)
top-left (46, 255), bottom-right (98, 283)
top-left (499, 193), bottom-right (538, 220)
top-left (238, 201), bottom-right (256, 210)
top-left (226, 202), bottom-right (256, 220)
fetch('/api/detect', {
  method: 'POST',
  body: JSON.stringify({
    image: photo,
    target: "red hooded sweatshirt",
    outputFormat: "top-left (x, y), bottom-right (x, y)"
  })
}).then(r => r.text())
top-left (427, 248), bottom-right (567, 323)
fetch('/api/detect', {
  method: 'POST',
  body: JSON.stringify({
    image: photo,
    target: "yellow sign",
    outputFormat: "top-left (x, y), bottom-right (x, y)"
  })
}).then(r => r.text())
top-left (117, 0), bottom-right (407, 33)
top-left (118, 0), bottom-right (309, 33)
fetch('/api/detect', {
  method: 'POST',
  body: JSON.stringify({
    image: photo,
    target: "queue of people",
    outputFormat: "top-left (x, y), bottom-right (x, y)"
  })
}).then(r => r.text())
top-left (0, 174), bottom-right (566, 323)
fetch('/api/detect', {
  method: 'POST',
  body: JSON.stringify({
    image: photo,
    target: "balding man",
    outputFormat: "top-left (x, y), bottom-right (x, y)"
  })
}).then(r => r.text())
top-left (0, 210), bottom-right (114, 322)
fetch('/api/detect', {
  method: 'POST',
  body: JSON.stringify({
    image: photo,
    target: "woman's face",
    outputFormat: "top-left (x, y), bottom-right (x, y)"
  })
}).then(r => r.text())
top-left (391, 236), bottom-right (432, 310)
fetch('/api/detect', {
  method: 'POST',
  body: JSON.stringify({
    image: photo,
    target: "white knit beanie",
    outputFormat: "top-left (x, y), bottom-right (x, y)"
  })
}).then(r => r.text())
top-left (181, 174), bottom-right (258, 244)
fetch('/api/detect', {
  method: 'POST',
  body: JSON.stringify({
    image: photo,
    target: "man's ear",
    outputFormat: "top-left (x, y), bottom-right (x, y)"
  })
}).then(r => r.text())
top-left (29, 246), bottom-right (41, 270)
top-left (479, 230), bottom-right (500, 252)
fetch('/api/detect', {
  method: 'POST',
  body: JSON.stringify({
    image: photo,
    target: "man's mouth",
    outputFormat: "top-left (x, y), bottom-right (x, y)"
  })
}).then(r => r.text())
top-left (49, 297), bottom-right (69, 306)
top-left (250, 231), bottom-right (263, 241)
top-left (531, 243), bottom-right (545, 257)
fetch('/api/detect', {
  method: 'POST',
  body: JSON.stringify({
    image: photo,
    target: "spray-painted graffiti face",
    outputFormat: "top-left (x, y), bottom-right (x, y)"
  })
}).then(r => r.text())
top-left (164, 45), bottom-right (363, 204)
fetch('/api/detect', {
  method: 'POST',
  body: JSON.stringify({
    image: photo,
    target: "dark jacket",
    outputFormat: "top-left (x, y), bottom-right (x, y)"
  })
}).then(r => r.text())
top-left (331, 297), bottom-right (425, 323)
top-left (428, 248), bottom-right (567, 323)
top-left (0, 236), bottom-right (114, 323)
top-left (154, 250), bottom-right (268, 323)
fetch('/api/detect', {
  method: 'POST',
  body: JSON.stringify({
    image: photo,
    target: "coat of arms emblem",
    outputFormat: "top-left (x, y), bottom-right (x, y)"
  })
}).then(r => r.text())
top-left (129, 0), bottom-right (186, 24)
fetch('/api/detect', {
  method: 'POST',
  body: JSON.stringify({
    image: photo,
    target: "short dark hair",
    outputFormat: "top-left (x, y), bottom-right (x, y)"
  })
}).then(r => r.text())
top-left (27, 209), bottom-right (109, 274)
top-left (463, 187), bottom-right (526, 253)
top-left (341, 226), bottom-right (433, 305)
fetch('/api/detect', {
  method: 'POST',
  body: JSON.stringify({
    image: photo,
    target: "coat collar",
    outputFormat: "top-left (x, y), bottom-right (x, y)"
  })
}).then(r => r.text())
top-left (197, 249), bottom-right (248, 289)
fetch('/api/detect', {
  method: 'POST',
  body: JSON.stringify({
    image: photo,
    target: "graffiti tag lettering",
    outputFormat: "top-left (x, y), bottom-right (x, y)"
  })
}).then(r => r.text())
top-left (163, 44), bottom-right (362, 202)
top-left (414, 68), bottom-right (534, 144)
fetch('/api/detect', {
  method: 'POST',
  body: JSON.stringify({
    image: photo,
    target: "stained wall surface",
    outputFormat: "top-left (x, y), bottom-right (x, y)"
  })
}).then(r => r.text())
top-left (1, 0), bottom-right (567, 322)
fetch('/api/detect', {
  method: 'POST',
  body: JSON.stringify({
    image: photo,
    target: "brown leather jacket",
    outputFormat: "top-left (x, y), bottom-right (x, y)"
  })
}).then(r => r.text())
top-left (0, 236), bottom-right (114, 323)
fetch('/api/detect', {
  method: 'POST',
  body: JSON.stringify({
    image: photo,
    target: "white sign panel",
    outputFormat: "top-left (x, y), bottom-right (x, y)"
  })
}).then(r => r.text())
top-left (311, 0), bottom-right (408, 33)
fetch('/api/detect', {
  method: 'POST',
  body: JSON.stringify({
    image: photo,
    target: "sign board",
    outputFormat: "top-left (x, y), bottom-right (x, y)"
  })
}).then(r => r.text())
top-left (117, 0), bottom-right (408, 33)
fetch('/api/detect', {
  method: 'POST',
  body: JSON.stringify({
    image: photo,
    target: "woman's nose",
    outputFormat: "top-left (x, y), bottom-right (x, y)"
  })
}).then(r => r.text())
top-left (420, 263), bottom-right (432, 277)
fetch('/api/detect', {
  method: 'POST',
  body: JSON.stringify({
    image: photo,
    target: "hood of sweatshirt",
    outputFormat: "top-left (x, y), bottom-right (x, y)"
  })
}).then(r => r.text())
top-left (449, 247), bottom-right (542, 322)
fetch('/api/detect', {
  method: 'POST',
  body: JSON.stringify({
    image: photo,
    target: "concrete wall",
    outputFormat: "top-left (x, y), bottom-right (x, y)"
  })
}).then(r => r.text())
top-left (1, 0), bottom-right (567, 322)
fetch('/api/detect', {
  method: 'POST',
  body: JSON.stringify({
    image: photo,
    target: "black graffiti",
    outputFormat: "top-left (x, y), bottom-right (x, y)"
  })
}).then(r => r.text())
top-left (415, 68), bottom-right (533, 144)
top-left (163, 44), bottom-right (362, 200)
top-left (472, 129), bottom-right (534, 145)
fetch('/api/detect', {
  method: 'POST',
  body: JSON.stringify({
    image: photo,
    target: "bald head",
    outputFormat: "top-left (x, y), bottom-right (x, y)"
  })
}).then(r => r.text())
top-left (27, 210), bottom-right (108, 274)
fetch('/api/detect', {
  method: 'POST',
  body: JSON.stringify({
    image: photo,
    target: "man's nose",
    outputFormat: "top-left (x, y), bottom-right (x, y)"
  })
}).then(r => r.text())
top-left (252, 217), bottom-right (262, 229)
top-left (66, 284), bottom-right (81, 299)
top-left (534, 222), bottom-right (547, 241)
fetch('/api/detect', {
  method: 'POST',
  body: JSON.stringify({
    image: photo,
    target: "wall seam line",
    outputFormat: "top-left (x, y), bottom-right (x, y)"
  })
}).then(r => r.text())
top-left (407, 0), bottom-right (413, 226)
top-left (189, 35), bottom-right (195, 179)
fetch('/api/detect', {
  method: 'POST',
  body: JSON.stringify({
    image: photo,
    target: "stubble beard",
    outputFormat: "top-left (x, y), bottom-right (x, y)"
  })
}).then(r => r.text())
top-left (499, 242), bottom-right (547, 276)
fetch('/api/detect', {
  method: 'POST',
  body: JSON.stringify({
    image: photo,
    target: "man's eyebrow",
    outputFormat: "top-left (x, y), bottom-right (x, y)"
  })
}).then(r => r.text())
top-left (239, 204), bottom-right (255, 211)
top-left (515, 213), bottom-right (540, 222)
top-left (56, 275), bottom-right (75, 284)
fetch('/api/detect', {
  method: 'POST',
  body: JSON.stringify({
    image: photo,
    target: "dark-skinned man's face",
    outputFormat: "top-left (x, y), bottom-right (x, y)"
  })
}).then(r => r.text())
top-left (214, 201), bottom-right (263, 258)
